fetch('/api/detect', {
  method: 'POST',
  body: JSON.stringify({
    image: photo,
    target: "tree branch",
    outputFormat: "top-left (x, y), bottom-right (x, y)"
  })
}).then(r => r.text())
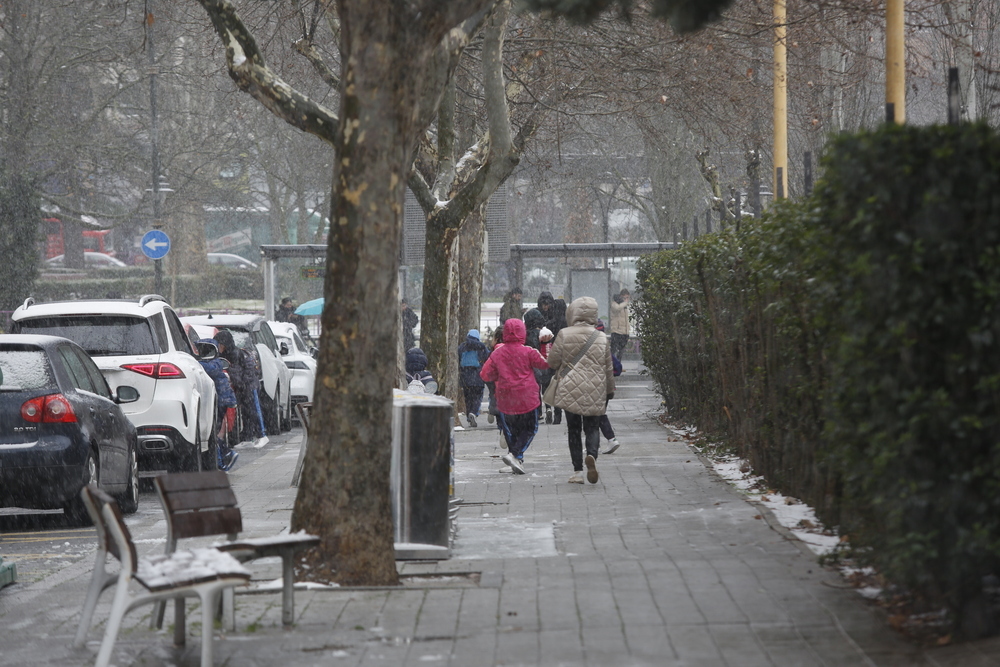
top-left (195, 0), bottom-right (339, 145)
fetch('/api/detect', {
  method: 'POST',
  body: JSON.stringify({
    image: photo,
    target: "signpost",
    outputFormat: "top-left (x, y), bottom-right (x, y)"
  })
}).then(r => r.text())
top-left (142, 230), bottom-right (171, 295)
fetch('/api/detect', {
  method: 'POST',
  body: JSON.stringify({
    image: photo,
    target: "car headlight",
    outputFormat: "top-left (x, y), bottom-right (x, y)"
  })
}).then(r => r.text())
top-left (285, 360), bottom-right (310, 370)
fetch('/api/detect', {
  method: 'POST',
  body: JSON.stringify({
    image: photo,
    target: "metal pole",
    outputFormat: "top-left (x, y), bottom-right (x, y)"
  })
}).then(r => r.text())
top-left (886, 0), bottom-right (906, 124)
top-left (146, 3), bottom-right (163, 295)
top-left (774, 0), bottom-right (788, 199)
top-left (804, 152), bottom-right (813, 196)
top-left (948, 67), bottom-right (961, 126)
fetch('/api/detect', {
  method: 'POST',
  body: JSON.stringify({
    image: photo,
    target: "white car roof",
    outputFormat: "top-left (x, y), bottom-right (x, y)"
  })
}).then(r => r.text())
top-left (12, 295), bottom-right (170, 320)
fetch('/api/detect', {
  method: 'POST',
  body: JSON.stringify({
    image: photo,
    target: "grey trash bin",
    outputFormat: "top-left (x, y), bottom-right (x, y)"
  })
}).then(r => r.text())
top-left (391, 390), bottom-right (453, 560)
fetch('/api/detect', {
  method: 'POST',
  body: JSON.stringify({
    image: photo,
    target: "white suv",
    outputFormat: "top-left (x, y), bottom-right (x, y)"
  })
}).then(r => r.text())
top-left (11, 295), bottom-right (219, 474)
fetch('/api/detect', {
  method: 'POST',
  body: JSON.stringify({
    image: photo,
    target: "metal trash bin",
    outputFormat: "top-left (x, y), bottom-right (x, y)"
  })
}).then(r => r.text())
top-left (391, 389), bottom-right (453, 560)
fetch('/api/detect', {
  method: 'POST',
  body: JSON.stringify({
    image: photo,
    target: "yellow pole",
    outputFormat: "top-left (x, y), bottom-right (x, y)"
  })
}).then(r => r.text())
top-left (886, 0), bottom-right (905, 123)
top-left (774, 0), bottom-right (788, 199)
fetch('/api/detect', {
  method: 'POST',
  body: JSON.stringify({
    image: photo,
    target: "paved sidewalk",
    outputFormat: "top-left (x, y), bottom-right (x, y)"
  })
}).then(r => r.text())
top-left (2, 366), bottom-right (1000, 665)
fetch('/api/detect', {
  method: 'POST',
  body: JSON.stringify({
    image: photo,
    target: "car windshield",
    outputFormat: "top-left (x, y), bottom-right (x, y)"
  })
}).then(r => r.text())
top-left (220, 327), bottom-right (253, 351)
top-left (0, 349), bottom-right (56, 390)
top-left (13, 315), bottom-right (161, 356)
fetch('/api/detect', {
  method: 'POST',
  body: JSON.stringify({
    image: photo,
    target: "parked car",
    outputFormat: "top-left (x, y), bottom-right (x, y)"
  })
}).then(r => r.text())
top-left (10, 295), bottom-right (220, 475)
top-left (207, 253), bottom-right (258, 270)
top-left (45, 252), bottom-right (127, 269)
top-left (181, 314), bottom-right (292, 434)
top-left (0, 334), bottom-right (140, 523)
top-left (268, 321), bottom-right (317, 412)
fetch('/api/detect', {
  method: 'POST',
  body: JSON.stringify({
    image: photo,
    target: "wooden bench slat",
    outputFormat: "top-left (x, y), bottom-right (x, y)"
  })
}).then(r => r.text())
top-left (169, 507), bottom-right (243, 539)
top-left (163, 487), bottom-right (239, 513)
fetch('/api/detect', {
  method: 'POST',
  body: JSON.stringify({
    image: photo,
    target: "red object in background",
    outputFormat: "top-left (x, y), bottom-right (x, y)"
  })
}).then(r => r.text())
top-left (43, 217), bottom-right (113, 259)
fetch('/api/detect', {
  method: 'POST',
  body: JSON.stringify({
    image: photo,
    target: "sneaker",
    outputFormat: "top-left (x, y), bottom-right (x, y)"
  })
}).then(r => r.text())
top-left (467, 412), bottom-right (477, 428)
top-left (502, 453), bottom-right (525, 475)
top-left (253, 436), bottom-right (270, 449)
top-left (585, 454), bottom-right (599, 484)
top-left (487, 412), bottom-right (495, 424)
top-left (602, 438), bottom-right (621, 455)
top-left (545, 407), bottom-right (552, 424)
top-left (222, 450), bottom-right (239, 471)
top-left (568, 471), bottom-right (585, 484)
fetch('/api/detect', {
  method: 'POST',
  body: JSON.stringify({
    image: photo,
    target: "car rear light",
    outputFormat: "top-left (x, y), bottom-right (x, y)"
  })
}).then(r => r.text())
top-left (21, 394), bottom-right (78, 423)
top-left (121, 362), bottom-right (186, 378)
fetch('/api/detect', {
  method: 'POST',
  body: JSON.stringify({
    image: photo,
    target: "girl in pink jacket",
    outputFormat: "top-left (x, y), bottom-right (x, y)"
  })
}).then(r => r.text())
top-left (480, 317), bottom-right (550, 474)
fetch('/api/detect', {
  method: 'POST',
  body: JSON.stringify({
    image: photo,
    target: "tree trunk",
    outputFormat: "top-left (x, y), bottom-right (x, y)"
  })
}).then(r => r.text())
top-left (459, 205), bottom-right (486, 332)
top-left (420, 216), bottom-right (460, 390)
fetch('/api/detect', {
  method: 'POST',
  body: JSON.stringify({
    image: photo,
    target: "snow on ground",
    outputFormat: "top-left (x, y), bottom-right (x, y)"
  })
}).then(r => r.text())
top-left (663, 423), bottom-right (883, 601)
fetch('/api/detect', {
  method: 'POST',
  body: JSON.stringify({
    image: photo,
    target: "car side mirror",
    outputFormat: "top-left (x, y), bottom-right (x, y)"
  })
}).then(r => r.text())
top-left (196, 341), bottom-right (218, 361)
top-left (279, 342), bottom-right (289, 356)
top-left (116, 386), bottom-right (140, 404)
top-left (310, 347), bottom-right (318, 359)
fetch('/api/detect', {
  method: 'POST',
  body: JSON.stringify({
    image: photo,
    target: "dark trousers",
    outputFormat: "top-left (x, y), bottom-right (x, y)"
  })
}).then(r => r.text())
top-left (235, 389), bottom-right (263, 441)
top-left (610, 332), bottom-right (630, 359)
top-left (599, 414), bottom-right (615, 439)
top-left (498, 410), bottom-right (539, 460)
top-left (540, 378), bottom-right (563, 422)
top-left (462, 384), bottom-right (484, 416)
top-left (565, 411), bottom-right (601, 471)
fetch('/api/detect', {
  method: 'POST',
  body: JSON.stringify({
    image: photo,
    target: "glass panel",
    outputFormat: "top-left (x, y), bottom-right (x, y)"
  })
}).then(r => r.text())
top-left (13, 315), bottom-right (159, 356)
top-left (0, 349), bottom-right (56, 390)
top-left (58, 347), bottom-right (96, 393)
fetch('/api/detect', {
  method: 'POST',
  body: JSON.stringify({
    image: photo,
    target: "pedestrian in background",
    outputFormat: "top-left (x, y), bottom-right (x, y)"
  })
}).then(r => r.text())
top-left (196, 338), bottom-right (240, 470)
top-left (402, 300), bottom-right (419, 351)
top-left (547, 297), bottom-right (615, 484)
top-left (499, 286), bottom-right (523, 324)
top-left (457, 329), bottom-right (490, 427)
top-left (405, 347), bottom-right (438, 394)
top-left (215, 329), bottom-right (268, 448)
top-left (594, 319), bottom-right (622, 454)
top-left (480, 317), bottom-right (550, 474)
top-left (610, 288), bottom-right (631, 359)
top-left (485, 326), bottom-right (504, 425)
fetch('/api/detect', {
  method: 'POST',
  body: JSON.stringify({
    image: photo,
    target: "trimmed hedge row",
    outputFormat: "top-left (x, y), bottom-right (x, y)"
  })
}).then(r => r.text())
top-left (29, 266), bottom-right (263, 308)
top-left (635, 123), bottom-right (1000, 636)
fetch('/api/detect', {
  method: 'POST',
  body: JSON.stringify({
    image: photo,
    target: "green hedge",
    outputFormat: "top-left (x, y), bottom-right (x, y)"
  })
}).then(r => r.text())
top-left (28, 266), bottom-right (263, 308)
top-left (636, 123), bottom-right (1000, 636)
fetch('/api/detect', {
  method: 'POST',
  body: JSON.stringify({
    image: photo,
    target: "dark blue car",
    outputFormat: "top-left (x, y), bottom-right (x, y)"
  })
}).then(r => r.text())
top-left (0, 335), bottom-right (140, 523)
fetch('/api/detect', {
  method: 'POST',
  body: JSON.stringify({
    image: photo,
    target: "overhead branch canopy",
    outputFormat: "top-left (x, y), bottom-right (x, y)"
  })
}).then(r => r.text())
top-left (196, 0), bottom-right (340, 144)
top-left (517, 0), bottom-right (734, 33)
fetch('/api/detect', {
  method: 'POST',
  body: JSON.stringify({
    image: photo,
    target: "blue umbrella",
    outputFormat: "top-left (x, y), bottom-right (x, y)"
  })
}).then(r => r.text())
top-left (294, 297), bottom-right (324, 316)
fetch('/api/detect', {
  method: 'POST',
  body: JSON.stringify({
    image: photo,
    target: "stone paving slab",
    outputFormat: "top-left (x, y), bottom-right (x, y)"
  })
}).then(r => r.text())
top-left (2, 364), bottom-right (1000, 665)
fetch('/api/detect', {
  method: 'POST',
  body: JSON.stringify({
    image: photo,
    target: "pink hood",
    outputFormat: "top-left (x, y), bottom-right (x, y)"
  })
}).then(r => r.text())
top-left (480, 318), bottom-right (549, 414)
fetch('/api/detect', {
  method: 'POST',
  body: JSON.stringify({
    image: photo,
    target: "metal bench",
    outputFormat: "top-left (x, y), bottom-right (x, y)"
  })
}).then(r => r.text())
top-left (151, 471), bottom-right (319, 629)
top-left (74, 485), bottom-right (250, 667)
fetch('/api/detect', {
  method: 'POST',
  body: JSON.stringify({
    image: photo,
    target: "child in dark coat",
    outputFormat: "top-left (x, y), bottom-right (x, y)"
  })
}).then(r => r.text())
top-left (595, 319), bottom-right (623, 454)
top-left (457, 329), bottom-right (490, 427)
top-left (215, 329), bottom-right (268, 447)
top-left (197, 338), bottom-right (239, 470)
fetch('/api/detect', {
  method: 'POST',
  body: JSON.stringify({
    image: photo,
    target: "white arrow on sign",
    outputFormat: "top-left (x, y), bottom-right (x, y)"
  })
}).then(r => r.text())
top-left (145, 238), bottom-right (169, 251)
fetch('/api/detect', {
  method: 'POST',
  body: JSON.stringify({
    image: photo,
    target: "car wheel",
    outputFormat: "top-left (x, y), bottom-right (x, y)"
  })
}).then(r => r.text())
top-left (263, 387), bottom-right (281, 435)
top-left (201, 415), bottom-right (219, 471)
top-left (63, 449), bottom-right (98, 526)
top-left (118, 444), bottom-right (140, 514)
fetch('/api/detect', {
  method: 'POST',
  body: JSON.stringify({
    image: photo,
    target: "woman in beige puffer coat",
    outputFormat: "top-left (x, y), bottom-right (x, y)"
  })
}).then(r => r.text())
top-left (547, 297), bottom-right (615, 484)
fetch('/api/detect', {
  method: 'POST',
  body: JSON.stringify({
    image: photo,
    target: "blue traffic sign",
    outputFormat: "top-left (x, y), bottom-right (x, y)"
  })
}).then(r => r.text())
top-left (141, 230), bottom-right (171, 260)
